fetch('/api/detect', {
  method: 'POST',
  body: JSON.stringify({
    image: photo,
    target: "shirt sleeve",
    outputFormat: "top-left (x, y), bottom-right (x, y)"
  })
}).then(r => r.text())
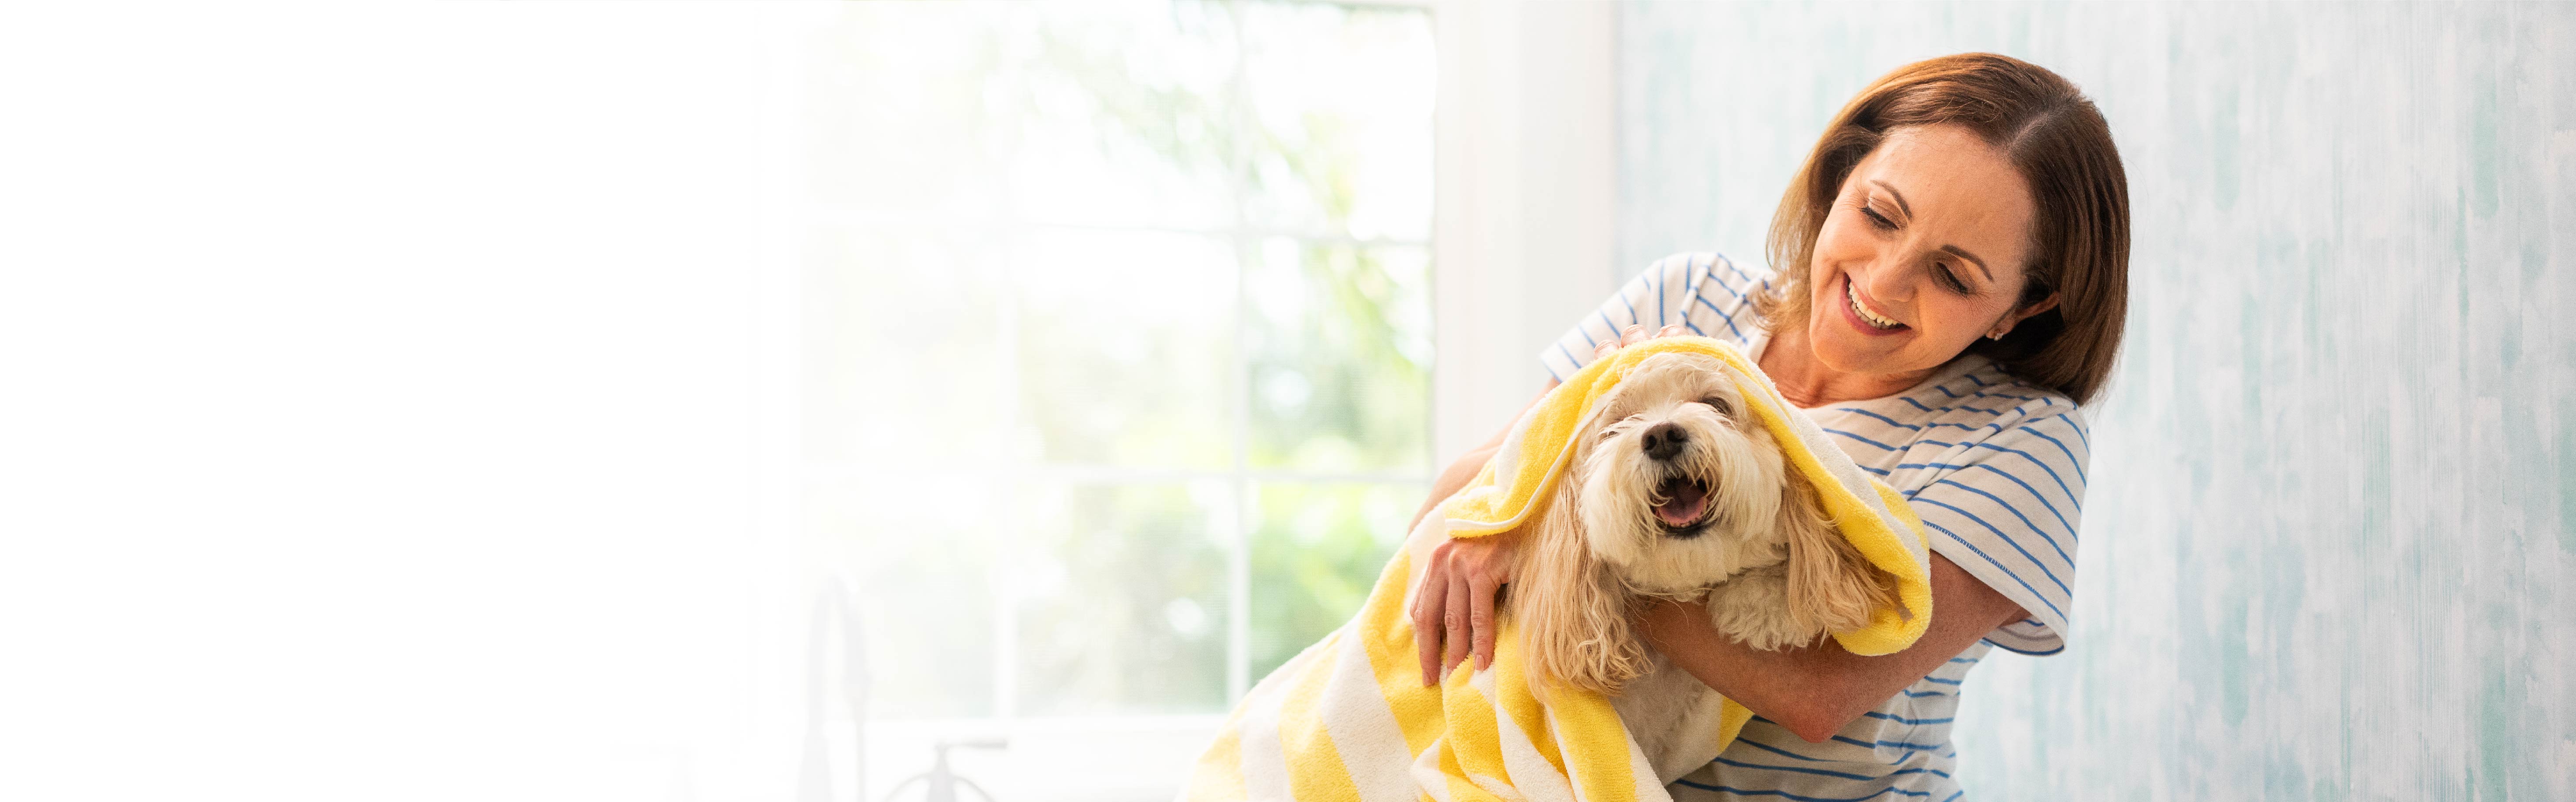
top-left (1906, 406), bottom-right (2091, 655)
top-left (1537, 252), bottom-right (1764, 381)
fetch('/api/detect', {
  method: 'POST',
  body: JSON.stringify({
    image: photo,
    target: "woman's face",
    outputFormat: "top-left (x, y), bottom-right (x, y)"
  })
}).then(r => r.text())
top-left (1804, 124), bottom-right (2056, 378)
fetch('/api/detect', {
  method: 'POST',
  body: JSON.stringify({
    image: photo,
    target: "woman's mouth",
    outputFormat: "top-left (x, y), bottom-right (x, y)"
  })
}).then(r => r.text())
top-left (1839, 274), bottom-right (1909, 335)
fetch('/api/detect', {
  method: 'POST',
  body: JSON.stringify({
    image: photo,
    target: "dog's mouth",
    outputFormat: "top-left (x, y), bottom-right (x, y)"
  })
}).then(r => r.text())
top-left (1651, 476), bottom-right (1712, 531)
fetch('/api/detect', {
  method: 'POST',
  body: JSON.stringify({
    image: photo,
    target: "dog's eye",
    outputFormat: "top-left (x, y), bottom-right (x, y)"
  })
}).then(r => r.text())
top-left (1700, 396), bottom-right (1733, 416)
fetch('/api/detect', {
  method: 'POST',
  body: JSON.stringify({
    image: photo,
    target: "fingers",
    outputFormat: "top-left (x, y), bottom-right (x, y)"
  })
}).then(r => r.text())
top-left (1412, 565), bottom-right (1445, 685)
top-left (1468, 569), bottom-right (1500, 670)
top-left (1443, 569), bottom-right (1472, 676)
top-left (1658, 324), bottom-right (1689, 338)
top-left (1595, 325), bottom-right (1644, 361)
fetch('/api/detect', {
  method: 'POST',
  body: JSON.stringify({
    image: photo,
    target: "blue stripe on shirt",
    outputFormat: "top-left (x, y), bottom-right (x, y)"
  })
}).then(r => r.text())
top-left (2020, 415), bottom-right (2089, 480)
top-left (1914, 496), bottom-right (2071, 595)
top-left (1719, 255), bottom-right (1762, 288)
top-left (1898, 397), bottom-right (2022, 415)
top-left (1963, 442), bottom-right (2077, 501)
top-left (1959, 463), bottom-right (2077, 527)
top-left (1835, 407), bottom-right (1924, 431)
top-left (1655, 261), bottom-right (1667, 327)
top-left (1674, 780), bottom-right (1930, 801)
top-left (1553, 342), bottom-right (1582, 378)
top-left (1829, 735), bottom-right (1951, 752)
top-left (1931, 478), bottom-right (2074, 563)
top-left (1923, 519), bottom-right (2067, 619)
top-left (1712, 756), bottom-right (1881, 781)
top-left (1735, 738), bottom-right (1832, 763)
top-left (1694, 293), bottom-right (1747, 339)
top-left (1704, 264), bottom-right (1751, 303)
top-left (1824, 428), bottom-right (1903, 452)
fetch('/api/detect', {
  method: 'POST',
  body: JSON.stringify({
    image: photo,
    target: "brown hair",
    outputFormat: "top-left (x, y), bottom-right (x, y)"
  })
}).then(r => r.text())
top-left (1755, 53), bottom-right (2130, 404)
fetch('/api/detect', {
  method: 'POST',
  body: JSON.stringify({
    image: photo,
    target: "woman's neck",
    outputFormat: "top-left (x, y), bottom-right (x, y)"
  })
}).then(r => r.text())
top-left (1757, 324), bottom-right (1938, 408)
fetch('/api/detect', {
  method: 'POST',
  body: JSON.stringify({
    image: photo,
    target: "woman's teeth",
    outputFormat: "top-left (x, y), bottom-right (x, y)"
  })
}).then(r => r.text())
top-left (1847, 278), bottom-right (1902, 329)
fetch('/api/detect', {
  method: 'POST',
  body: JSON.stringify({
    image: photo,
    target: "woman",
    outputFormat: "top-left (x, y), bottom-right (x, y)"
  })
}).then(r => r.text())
top-left (1408, 53), bottom-right (2128, 800)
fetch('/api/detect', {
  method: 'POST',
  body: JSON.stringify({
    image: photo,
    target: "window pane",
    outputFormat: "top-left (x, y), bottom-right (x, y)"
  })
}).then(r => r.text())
top-left (1015, 482), bottom-right (1232, 715)
top-left (804, 228), bottom-right (1006, 467)
top-left (1245, 239), bottom-right (1432, 473)
top-left (1005, 1), bottom-right (1242, 229)
top-left (1248, 482), bottom-right (1422, 680)
top-left (831, 472), bottom-right (1000, 718)
top-left (1240, 4), bottom-right (1436, 241)
top-left (1017, 228), bottom-right (1236, 470)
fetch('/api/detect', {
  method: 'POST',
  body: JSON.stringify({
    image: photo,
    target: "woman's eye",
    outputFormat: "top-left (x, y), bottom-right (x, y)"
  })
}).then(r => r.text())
top-left (1935, 266), bottom-right (1969, 293)
top-left (1859, 203), bottom-right (1896, 231)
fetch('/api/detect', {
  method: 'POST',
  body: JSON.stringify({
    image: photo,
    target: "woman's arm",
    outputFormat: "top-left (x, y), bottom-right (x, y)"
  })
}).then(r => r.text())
top-left (1637, 552), bottom-right (2028, 743)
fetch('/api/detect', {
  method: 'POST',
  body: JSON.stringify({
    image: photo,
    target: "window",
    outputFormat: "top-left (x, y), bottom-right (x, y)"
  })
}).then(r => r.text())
top-left (802, 0), bottom-right (1435, 766)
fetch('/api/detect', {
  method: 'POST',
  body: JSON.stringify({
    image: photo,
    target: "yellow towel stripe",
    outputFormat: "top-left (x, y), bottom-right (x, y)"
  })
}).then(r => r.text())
top-left (1357, 552), bottom-right (1445, 756)
top-left (1279, 631), bottom-right (1364, 802)
top-left (1713, 701), bottom-right (1754, 760)
top-left (1485, 627), bottom-right (1567, 777)
top-left (1437, 663), bottom-right (1508, 793)
top-left (1539, 683), bottom-right (1636, 802)
top-left (1185, 706), bottom-right (1250, 800)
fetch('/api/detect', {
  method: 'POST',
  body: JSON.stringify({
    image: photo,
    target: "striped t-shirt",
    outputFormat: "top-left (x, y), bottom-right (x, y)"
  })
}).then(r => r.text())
top-left (1539, 253), bottom-right (2090, 801)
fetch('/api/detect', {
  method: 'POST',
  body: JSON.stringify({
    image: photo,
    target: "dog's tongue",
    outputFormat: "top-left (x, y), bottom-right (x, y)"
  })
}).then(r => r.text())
top-left (1653, 480), bottom-right (1710, 527)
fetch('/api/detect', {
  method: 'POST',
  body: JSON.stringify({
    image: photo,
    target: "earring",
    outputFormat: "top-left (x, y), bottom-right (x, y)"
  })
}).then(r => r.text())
top-left (1986, 331), bottom-right (2006, 341)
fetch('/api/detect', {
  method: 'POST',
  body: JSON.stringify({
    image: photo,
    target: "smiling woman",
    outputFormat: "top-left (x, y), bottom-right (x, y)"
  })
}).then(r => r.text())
top-left (1761, 59), bottom-right (2131, 405)
top-left (1415, 53), bottom-right (2130, 802)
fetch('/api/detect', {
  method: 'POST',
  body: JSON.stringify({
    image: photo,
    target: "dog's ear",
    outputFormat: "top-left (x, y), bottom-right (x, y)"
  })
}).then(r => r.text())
top-left (1514, 468), bottom-right (1648, 696)
top-left (1780, 471), bottom-right (1899, 639)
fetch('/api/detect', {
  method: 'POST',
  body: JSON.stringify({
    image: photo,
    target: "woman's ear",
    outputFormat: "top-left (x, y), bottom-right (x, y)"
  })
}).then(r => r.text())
top-left (1993, 291), bottom-right (2062, 339)
top-left (1781, 472), bottom-right (1898, 638)
top-left (1514, 471), bottom-right (1647, 696)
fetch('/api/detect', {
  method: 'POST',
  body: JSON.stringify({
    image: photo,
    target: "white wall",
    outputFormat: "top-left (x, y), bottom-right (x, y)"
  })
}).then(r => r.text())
top-left (0, 6), bottom-right (817, 801)
top-left (1431, 0), bottom-right (1622, 465)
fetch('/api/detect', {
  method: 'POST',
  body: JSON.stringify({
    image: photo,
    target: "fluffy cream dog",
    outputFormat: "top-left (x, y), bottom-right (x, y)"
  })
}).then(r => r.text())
top-left (1507, 351), bottom-right (1895, 778)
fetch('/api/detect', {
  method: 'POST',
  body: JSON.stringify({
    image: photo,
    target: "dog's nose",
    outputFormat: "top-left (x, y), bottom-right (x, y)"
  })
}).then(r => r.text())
top-left (1640, 423), bottom-right (1687, 460)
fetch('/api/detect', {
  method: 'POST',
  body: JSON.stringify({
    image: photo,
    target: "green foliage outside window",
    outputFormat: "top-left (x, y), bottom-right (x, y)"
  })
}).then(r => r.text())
top-left (810, 1), bottom-right (1433, 719)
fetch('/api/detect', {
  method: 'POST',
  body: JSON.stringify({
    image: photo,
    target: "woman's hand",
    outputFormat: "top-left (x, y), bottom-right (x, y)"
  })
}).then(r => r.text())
top-left (1410, 529), bottom-right (1521, 684)
top-left (1409, 324), bottom-right (1690, 685)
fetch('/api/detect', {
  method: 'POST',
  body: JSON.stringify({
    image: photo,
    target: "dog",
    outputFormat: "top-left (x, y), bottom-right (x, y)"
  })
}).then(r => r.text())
top-left (1479, 350), bottom-right (1896, 780)
top-left (1185, 348), bottom-right (1907, 798)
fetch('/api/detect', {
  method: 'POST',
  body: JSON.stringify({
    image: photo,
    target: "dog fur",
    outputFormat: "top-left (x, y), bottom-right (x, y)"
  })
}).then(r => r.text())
top-left (1504, 352), bottom-right (1896, 778)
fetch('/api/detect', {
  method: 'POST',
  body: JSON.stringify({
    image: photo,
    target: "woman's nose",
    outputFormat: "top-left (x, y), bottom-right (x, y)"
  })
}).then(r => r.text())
top-left (1857, 263), bottom-right (1916, 303)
